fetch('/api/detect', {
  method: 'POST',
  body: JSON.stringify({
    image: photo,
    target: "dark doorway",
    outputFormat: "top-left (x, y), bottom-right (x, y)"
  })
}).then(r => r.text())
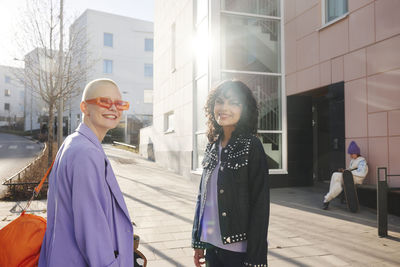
top-left (306, 82), bottom-right (345, 181)
top-left (270, 82), bottom-right (345, 187)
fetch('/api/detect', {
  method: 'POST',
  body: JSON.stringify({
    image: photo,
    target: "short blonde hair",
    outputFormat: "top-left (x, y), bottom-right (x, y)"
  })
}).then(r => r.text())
top-left (81, 78), bottom-right (119, 102)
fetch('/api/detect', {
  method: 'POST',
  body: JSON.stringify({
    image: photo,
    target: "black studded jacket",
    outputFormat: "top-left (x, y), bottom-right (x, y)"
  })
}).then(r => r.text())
top-left (192, 134), bottom-right (270, 267)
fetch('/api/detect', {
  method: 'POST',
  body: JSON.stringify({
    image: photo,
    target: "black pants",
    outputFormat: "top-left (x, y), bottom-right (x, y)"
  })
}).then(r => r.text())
top-left (205, 246), bottom-right (246, 267)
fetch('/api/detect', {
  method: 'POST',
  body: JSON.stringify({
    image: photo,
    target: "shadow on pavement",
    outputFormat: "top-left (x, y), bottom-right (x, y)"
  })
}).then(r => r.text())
top-left (122, 192), bottom-right (193, 224)
top-left (270, 183), bottom-right (400, 235)
top-left (117, 174), bottom-right (195, 204)
top-left (140, 242), bottom-right (186, 267)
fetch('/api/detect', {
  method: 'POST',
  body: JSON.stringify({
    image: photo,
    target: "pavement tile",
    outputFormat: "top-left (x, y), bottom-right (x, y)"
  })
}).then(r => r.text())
top-left (141, 233), bottom-right (175, 243)
top-left (295, 255), bottom-right (350, 266)
top-left (1, 145), bottom-right (400, 266)
top-left (153, 248), bottom-right (186, 260)
top-left (268, 258), bottom-right (306, 267)
top-left (172, 231), bottom-right (192, 240)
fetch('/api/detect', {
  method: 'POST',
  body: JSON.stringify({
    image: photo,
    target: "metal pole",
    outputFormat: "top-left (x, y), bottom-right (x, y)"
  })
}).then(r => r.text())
top-left (30, 87), bottom-right (33, 134)
top-left (377, 167), bottom-right (388, 237)
top-left (125, 113), bottom-right (128, 143)
top-left (57, 98), bottom-right (63, 148)
top-left (57, 0), bottom-right (64, 148)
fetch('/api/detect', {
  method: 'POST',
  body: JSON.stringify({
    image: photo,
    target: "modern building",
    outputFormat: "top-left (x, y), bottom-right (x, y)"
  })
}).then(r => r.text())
top-left (140, 0), bottom-right (400, 194)
top-left (22, 48), bottom-right (57, 133)
top-left (69, 9), bottom-right (154, 143)
top-left (0, 65), bottom-right (25, 128)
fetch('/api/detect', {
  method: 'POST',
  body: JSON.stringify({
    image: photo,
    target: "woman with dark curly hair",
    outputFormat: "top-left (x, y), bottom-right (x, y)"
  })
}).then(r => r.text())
top-left (192, 80), bottom-right (270, 267)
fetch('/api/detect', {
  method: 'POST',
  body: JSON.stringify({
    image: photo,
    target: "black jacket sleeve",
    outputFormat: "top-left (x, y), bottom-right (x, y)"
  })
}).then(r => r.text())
top-left (244, 137), bottom-right (270, 266)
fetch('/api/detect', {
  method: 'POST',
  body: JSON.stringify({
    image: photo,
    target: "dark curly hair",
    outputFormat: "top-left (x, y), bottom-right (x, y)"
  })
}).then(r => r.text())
top-left (205, 79), bottom-right (259, 142)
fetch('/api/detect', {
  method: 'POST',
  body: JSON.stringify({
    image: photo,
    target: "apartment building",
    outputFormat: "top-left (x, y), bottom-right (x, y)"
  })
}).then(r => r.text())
top-left (69, 9), bottom-right (154, 142)
top-left (0, 65), bottom-right (25, 128)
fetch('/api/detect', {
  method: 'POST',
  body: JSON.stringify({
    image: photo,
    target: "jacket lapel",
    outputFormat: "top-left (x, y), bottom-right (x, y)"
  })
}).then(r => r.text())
top-left (104, 158), bottom-right (131, 223)
top-left (76, 124), bottom-right (132, 222)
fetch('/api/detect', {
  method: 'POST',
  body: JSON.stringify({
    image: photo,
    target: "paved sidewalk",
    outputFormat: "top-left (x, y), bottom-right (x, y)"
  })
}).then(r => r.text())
top-left (1, 145), bottom-right (400, 266)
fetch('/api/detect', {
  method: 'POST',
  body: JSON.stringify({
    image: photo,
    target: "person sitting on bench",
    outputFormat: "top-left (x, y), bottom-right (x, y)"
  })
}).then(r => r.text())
top-left (322, 141), bottom-right (368, 210)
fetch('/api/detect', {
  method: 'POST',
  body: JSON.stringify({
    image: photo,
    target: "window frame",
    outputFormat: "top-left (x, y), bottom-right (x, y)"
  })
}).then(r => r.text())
top-left (171, 23), bottom-right (176, 72)
top-left (144, 38), bottom-right (154, 52)
top-left (164, 111), bottom-right (175, 133)
top-left (103, 59), bottom-right (113, 74)
top-left (143, 89), bottom-right (153, 103)
top-left (4, 103), bottom-right (10, 111)
top-left (5, 89), bottom-right (11, 96)
top-left (144, 63), bottom-right (153, 77)
top-left (211, 0), bottom-right (287, 174)
top-left (104, 33), bottom-right (113, 48)
top-left (321, 0), bottom-right (349, 27)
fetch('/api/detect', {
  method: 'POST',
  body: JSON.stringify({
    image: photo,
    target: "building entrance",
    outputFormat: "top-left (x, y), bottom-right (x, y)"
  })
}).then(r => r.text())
top-left (307, 82), bottom-right (345, 181)
top-left (284, 82), bottom-right (345, 186)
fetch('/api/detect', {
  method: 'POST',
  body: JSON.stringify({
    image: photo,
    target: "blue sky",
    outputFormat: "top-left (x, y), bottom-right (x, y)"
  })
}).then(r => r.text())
top-left (0, 0), bottom-right (154, 67)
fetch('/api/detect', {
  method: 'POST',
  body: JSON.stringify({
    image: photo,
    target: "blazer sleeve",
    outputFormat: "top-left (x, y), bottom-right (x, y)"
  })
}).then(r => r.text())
top-left (245, 137), bottom-right (270, 266)
top-left (71, 148), bottom-right (120, 267)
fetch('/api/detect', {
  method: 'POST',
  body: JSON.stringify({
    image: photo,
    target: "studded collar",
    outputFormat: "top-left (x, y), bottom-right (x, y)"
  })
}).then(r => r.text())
top-left (202, 134), bottom-right (252, 170)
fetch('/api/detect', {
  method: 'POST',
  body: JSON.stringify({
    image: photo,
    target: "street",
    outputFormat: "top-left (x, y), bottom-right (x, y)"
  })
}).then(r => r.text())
top-left (0, 133), bottom-right (43, 185)
top-left (1, 145), bottom-right (399, 266)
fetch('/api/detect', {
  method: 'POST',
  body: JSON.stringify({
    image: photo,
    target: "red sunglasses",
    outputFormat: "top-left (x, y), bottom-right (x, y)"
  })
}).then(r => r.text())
top-left (85, 97), bottom-right (130, 111)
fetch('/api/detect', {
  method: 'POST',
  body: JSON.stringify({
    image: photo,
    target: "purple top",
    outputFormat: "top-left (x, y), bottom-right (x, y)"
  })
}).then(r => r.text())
top-left (200, 143), bottom-right (247, 252)
top-left (38, 123), bottom-right (133, 267)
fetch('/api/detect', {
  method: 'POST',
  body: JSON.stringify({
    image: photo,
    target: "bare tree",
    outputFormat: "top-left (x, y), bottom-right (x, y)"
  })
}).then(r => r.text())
top-left (13, 0), bottom-right (91, 166)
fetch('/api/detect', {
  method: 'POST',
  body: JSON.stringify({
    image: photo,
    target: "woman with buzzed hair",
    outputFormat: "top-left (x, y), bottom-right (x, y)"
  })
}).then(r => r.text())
top-left (39, 79), bottom-right (133, 266)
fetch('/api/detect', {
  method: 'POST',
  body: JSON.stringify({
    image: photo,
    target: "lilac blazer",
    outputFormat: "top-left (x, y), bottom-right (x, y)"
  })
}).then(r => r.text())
top-left (38, 123), bottom-right (133, 267)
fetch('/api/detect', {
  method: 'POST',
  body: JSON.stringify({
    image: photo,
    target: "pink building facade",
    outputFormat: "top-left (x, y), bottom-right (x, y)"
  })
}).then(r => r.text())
top-left (285, 0), bottom-right (400, 187)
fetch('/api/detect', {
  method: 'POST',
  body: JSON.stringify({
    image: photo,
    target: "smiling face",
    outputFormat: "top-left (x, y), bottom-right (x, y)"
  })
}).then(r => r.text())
top-left (213, 91), bottom-right (243, 129)
top-left (80, 81), bottom-right (123, 141)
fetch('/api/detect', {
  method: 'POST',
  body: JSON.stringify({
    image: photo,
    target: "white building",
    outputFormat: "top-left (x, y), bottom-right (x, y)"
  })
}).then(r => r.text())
top-left (140, 0), bottom-right (284, 179)
top-left (69, 9), bottom-right (154, 139)
top-left (0, 65), bottom-right (25, 128)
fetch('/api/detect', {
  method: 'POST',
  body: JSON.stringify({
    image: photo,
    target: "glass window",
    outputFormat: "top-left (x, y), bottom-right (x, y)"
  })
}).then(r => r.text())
top-left (325, 0), bottom-right (348, 23)
top-left (196, 75), bottom-right (209, 131)
top-left (195, 133), bottom-right (208, 169)
top-left (221, 14), bottom-right (281, 73)
top-left (196, 0), bottom-right (208, 24)
top-left (221, 0), bottom-right (280, 17)
top-left (221, 72), bottom-right (281, 130)
top-left (5, 89), bottom-right (11, 96)
top-left (144, 90), bottom-right (153, 103)
top-left (259, 133), bottom-right (282, 169)
top-left (103, 60), bottom-right (113, 74)
top-left (144, 63), bottom-right (153, 77)
top-left (104, 33), bottom-right (113, 47)
top-left (4, 103), bottom-right (10, 111)
top-left (5, 76), bottom-right (11, 83)
top-left (195, 20), bottom-right (209, 76)
top-left (171, 23), bottom-right (176, 71)
top-left (164, 112), bottom-right (174, 132)
top-left (145, 38), bottom-right (154, 51)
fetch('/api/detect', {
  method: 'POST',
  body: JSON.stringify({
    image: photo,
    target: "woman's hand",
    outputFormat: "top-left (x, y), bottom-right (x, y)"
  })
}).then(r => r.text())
top-left (194, 249), bottom-right (205, 267)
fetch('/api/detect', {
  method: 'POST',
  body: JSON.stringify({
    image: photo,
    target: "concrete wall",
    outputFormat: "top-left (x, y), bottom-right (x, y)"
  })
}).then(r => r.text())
top-left (140, 0), bottom-right (194, 178)
top-left (284, 0), bottom-right (400, 186)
